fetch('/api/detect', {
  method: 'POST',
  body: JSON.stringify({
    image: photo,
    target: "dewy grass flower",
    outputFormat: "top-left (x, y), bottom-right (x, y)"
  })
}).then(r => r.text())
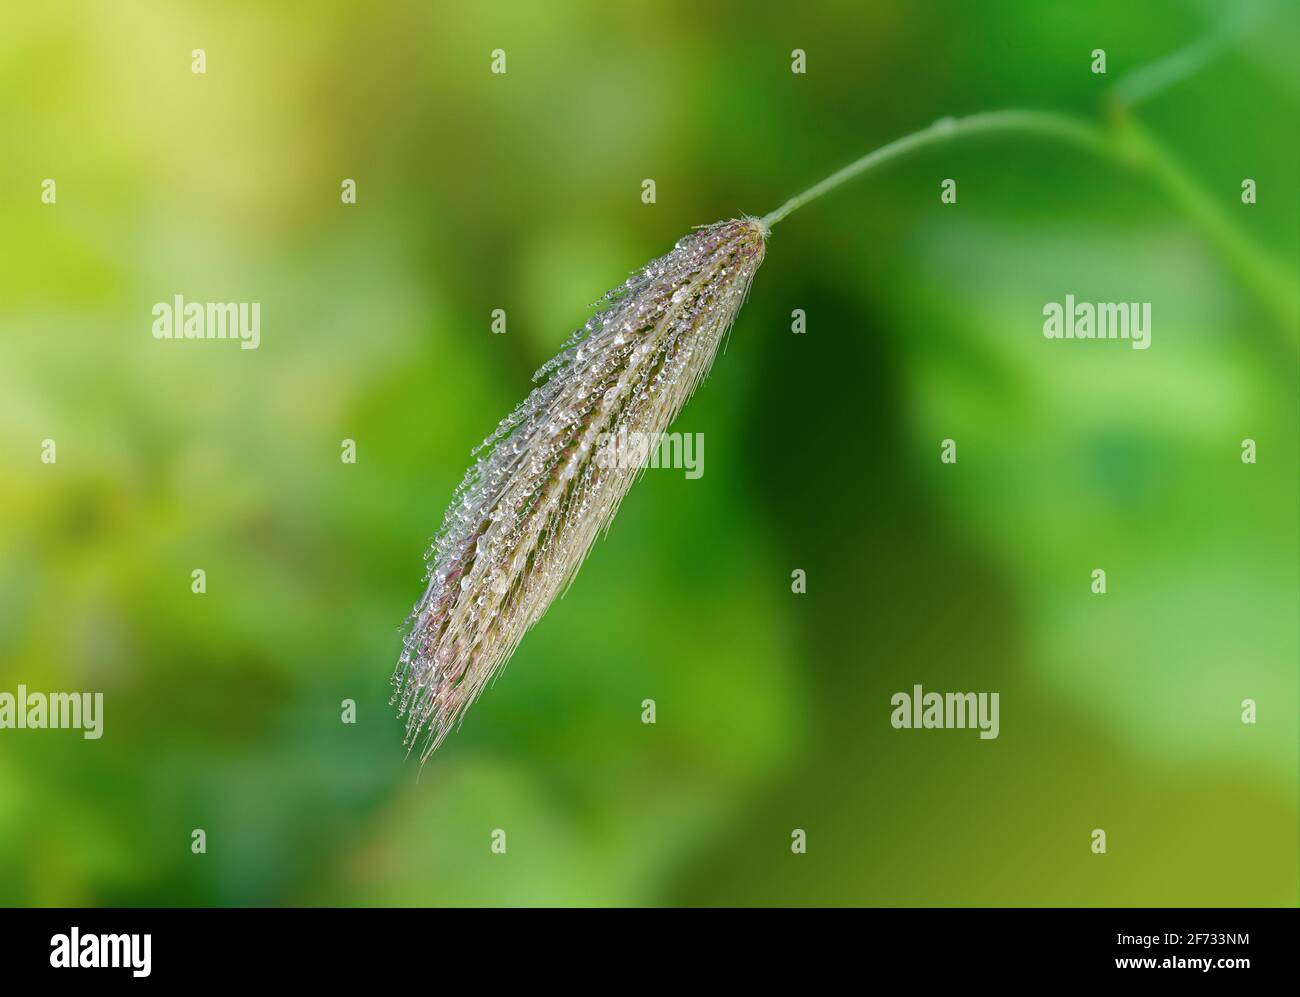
top-left (394, 218), bottom-right (767, 760)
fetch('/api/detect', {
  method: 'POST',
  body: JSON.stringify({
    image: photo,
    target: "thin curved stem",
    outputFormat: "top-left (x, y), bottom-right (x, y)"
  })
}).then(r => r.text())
top-left (1110, 111), bottom-right (1299, 339)
top-left (760, 109), bottom-right (1109, 229)
top-left (760, 105), bottom-right (1298, 343)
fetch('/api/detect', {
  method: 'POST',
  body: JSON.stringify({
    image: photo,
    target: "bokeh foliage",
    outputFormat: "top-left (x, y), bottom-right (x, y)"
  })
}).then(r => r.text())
top-left (0, 1), bottom-right (1296, 905)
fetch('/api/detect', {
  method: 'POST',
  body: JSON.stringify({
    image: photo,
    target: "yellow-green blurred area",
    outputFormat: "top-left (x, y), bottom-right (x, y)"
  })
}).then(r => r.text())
top-left (1, 1), bottom-right (1296, 906)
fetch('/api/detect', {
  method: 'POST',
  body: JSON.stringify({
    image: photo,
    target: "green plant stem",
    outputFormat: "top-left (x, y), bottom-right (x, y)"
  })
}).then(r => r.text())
top-left (760, 110), bottom-right (1108, 229)
top-left (1108, 109), bottom-right (1299, 339)
top-left (761, 107), bottom-right (1298, 344)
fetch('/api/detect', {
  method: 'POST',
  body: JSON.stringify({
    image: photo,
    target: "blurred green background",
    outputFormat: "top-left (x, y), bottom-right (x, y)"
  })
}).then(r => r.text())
top-left (1, 1), bottom-right (1296, 906)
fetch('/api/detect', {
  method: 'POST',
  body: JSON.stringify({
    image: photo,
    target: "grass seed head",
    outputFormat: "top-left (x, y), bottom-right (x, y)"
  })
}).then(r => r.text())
top-left (393, 218), bottom-right (766, 760)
